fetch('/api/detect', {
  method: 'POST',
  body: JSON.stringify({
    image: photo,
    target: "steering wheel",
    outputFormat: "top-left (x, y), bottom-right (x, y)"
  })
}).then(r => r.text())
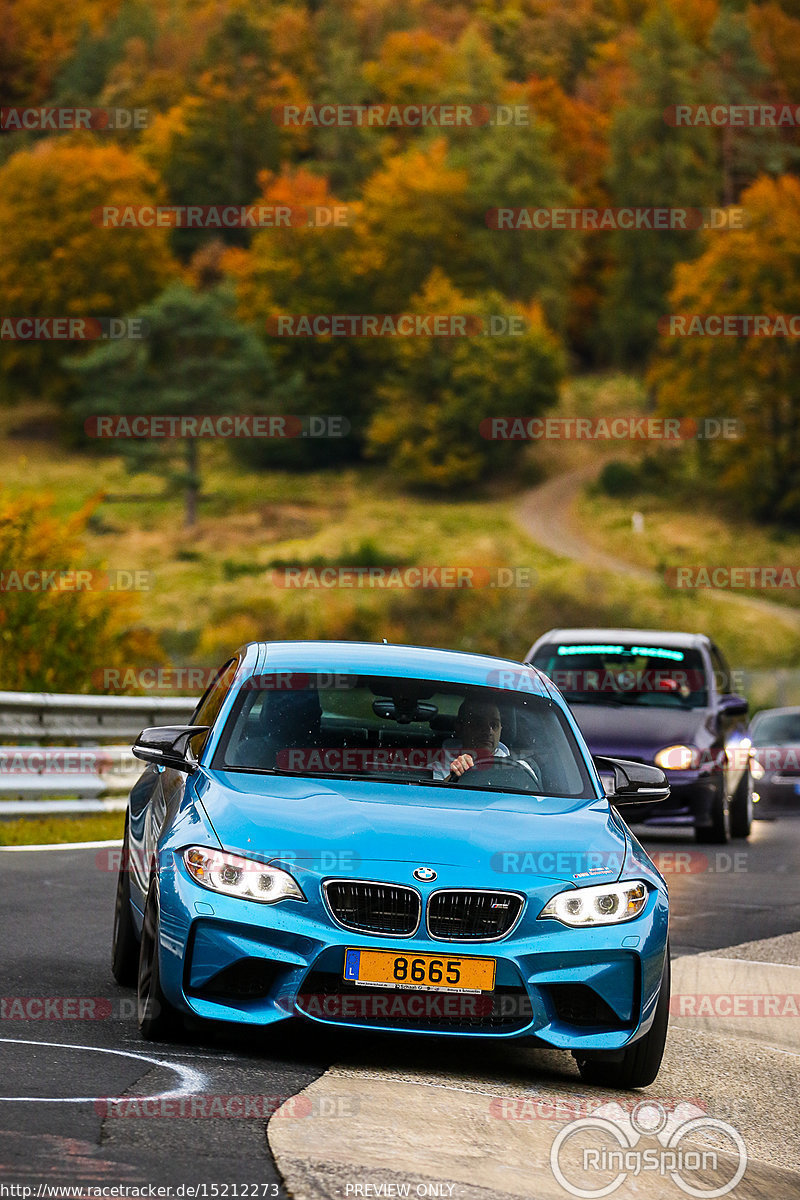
top-left (452, 756), bottom-right (543, 792)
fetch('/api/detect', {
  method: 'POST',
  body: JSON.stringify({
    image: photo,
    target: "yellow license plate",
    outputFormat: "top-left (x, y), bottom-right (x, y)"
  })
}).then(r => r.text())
top-left (344, 948), bottom-right (496, 993)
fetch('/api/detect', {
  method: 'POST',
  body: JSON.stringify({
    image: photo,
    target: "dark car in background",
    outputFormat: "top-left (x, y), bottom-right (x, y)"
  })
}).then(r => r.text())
top-left (525, 629), bottom-right (752, 844)
top-left (748, 706), bottom-right (800, 814)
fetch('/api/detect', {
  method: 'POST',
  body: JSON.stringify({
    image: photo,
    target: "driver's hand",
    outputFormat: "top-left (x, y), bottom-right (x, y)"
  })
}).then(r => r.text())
top-left (448, 753), bottom-right (474, 779)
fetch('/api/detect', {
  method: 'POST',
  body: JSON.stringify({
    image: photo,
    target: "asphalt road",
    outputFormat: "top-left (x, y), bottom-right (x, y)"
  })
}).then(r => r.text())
top-left (1, 815), bottom-right (799, 1190)
top-left (0, 844), bottom-right (332, 1189)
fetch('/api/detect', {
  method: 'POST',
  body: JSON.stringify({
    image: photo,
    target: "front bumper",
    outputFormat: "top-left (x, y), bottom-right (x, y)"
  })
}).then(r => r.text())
top-left (625, 770), bottom-right (722, 827)
top-left (753, 775), bottom-right (800, 811)
top-left (155, 852), bottom-right (669, 1051)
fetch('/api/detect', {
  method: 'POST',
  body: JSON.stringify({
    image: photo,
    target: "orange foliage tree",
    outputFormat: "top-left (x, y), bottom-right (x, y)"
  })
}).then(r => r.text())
top-left (649, 175), bottom-right (800, 522)
top-left (0, 139), bottom-right (178, 401)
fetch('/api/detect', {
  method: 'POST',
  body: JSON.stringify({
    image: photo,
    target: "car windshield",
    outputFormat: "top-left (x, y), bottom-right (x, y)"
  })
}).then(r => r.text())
top-left (531, 641), bottom-right (709, 707)
top-left (750, 712), bottom-right (800, 745)
top-left (212, 672), bottom-right (595, 798)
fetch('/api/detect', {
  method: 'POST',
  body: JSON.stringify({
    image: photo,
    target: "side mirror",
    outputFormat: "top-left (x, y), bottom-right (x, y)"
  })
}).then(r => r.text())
top-left (718, 694), bottom-right (748, 718)
top-left (132, 725), bottom-right (210, 773)
top-left (593, 755), bottom-right (670, 806)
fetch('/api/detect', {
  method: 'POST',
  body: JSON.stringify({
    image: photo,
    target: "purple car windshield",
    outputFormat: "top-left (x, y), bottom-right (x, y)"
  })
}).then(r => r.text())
top-left (531, 643), bottom-right (709, 707)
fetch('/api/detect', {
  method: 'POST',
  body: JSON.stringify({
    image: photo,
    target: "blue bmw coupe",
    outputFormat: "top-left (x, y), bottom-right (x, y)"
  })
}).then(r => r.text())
top-left (112, 641), bottom-right (671, 1088)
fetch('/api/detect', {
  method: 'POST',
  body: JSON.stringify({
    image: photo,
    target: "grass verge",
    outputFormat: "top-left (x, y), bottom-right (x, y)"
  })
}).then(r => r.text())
top-left (0, 812), bottom-right (125, 846)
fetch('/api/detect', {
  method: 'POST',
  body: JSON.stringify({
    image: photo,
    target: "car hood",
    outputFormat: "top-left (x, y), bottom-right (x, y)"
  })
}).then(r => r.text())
top-left (566, 703), bottom-right (711, 760)
top-left (190, 770), bottom-right (627, 886)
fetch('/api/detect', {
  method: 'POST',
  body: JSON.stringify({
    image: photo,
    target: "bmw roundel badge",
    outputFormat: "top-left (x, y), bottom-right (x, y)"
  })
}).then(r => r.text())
top-left (413, 866), bottom-right (437, 882)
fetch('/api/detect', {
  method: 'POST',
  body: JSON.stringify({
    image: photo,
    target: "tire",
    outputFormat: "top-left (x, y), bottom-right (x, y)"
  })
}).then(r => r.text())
top-left (111, 817), bottom-right (140, 987)
top-left (137, 879), bottom-right (182, 1041)
top-left (729, 770), bottom-right (753, 839)
top-left (575, 949), bottom-right (670, 1090)
top-left (695, 781), bottom-right (730, 844)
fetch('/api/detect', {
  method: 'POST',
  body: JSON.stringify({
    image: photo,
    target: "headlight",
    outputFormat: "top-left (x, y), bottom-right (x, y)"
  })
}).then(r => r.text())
top-left (654, 744), bottom-right (701, 771)
top-left (539, 881), bottom-right (648, 927)
top-left (183, 847), bottom-right (306, 904)
top-left (749, 758), bottom-right (765, 780)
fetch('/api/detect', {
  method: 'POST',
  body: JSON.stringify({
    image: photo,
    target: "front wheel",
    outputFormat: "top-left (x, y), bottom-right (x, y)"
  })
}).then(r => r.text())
top-left (729, 770), bottom-right (753, 839)
top-left (575, 949), bottom-right (670, 1089)
top-left (111, 817), bottom-right (139, 987)
top-left (137, 880), bottom-right (182, 1041)
top-left (695, 781), bottom-right (730, 844)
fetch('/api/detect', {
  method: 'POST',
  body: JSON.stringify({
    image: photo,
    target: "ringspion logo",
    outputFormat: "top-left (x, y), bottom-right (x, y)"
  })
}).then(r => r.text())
top-left (550, 1102), bottom-right (747, 1198)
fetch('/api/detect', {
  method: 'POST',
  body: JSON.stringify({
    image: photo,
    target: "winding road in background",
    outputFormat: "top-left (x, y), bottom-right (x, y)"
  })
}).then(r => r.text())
top-left (517, 462), bottom-right (800, 631)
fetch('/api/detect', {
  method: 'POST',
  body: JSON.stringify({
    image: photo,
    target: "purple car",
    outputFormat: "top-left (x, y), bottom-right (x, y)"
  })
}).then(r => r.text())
top-left (525, 628), bottom-right (752, 844)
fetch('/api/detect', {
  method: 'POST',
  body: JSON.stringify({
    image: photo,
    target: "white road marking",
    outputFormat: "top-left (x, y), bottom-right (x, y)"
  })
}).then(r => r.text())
top-left (0, 1037), bottom-right (206, 1103)
top-left (0, 839), bottom-right (122, 852)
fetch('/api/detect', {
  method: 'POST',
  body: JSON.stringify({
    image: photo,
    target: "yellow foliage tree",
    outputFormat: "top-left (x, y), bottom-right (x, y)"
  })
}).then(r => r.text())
top-left (649, 174), bottom-right (800, 522)
top-left (367, 268), bottom-right (563, 490)
top-left (0, 492), bottom-right (162, 691)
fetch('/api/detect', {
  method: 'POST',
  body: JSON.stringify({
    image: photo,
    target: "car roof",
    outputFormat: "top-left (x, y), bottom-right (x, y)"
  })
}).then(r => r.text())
top-left (238, 640), bottom-right (552, 696)
top-left (529, 628), bottom-right (711, 650)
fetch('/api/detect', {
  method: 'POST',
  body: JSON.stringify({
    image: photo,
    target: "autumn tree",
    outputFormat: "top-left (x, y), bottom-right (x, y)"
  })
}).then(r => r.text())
top-left (703, 7), bottom-right (795, 205)
top-left (67, 282), bottom-right (281, 526)
top-left (0, 491), bottom-right (161, 691)
top-left (0, 139), bottom-right (178, 403)
top-left (449, 118), bottom-right (579, 332)
top-left (366, 270), bottom-right (564, 490)
top-left (352, 139), bottom-right (470, 312)
top-left (515, 76), bottom-right (610, 357)
top-left (52, 0), bottom-right (158, 108)
top-left (227, 165), bottom-right (382, 467)
top-left (137, 9), bottom-right (282, 257)
top-left (601, 5), bottom-right (718, 363)
top-left (649, 174), bottom-right (800, 523)
top-left (0, 0), bottom-right (116, 109)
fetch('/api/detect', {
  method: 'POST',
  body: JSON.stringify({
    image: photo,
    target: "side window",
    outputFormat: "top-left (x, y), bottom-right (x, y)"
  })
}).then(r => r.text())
top-left (709, 645), bottom-right (730, 695)
top-left (190, 658), bottom-right (239, 756)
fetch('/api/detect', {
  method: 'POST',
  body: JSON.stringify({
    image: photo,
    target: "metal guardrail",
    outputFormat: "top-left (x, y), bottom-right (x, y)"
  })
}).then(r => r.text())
top-left (1, 670), bottom-right (798, 818)
top-left (0, 691), bottom-right (196, 816)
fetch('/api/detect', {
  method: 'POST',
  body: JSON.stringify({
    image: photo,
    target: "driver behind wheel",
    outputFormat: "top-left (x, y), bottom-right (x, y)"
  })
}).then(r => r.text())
top-left (432, 698), bottom-right (510, 781)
